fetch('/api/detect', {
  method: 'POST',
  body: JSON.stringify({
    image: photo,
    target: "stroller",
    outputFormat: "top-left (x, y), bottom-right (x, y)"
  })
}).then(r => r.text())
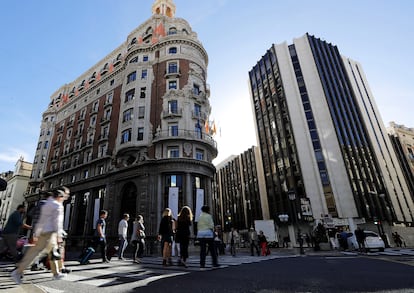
top-left (0, 235), bottom-right (27, 261)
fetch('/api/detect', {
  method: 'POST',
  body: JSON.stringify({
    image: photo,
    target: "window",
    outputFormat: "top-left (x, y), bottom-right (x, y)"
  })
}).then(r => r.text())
top-left (195, 122), bottom-right (202, 139)
top-left (83, 170), bottom-right (89, 179)
top-left (93, 101), bottom-right (99, 112)
top-left (44, 141), bottom-right (49, 149)
top-left (168, 27), bottom-right (177, 35)
top-left (37, 142), bottom-right (42, 150)
top-left (104, 109), bottom-right (111, 120)
top-left (137, 127), bottom-right (144, 141)
top-left (168, 100), bottom-right (178, 114)
top-left (102, 126), bottom-right (109, 139)
top-left (90, 115), bottom-right (97, 126)
top-left (169, 124), bottom-right (178, 136)
top-left (169, 47), bottom-right (177, 54)
top-left (196, 149), bottom-right (204, 160)
top-left (127, 71), bottom-right (137, 84)
top-left (194, 104), bottom-right (201, 117)
top-left (140, 87), bottom-right (146, 98)
top-left (125, 89), bottom-right (135, 102)
top-left (85, 151), bottom-right (92, 162)
top-left (168, 80), bottom-right (177, 90)
top-left (78, 122), bottom-right (84, 134)
top-left (130, 56), bottom-right (138, 63)
top-left (121, 129), bottom-right (132, 143)
top-left (141, 69), bottom-right (147, 79)
top-left (168, 147), bottom-right (179, 158)
top-left (123, 108), bottom-right (133, 122)
top-left (71, 175), bottom-right (76, 183)
top-left (110, 79), bottom-right (114, 86)
top-left (143, 55), bottom-right (149, 62)
top-left (168, 62), bottom-right (178, 74)
top-left (106, 93), bottom-right (113, 104)
top-left (193, 84), bottom-right (200, 95)
top-left (138, 106), bottom-right (145, 119)
top-left (98, 144), bottom-right (107, 157)
top-left (98, 165), bottom-right (105, 175)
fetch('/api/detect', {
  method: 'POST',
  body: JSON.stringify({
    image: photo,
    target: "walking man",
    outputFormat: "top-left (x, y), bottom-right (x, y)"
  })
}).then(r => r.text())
top-left (118, 213), bottom-right (129, 260)
top-left (95, 210), bottom-right (109, 263)
top-left (249, 227), bottom-right (260, 256)
top-left (0, 204), bottom-right (31, 262)
top-left (11, 190), bottom-right (67, 284)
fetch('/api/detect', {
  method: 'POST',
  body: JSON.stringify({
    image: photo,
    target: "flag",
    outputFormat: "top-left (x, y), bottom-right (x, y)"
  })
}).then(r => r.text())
top-left (211, 120), bottom-right (217, 135)
top-left (204, 119), bottom-right (209, 133)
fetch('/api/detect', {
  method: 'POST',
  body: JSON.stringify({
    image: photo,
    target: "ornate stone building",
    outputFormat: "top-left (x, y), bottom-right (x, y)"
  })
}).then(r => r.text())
top-left (26, 0), bottom-right (217, 243)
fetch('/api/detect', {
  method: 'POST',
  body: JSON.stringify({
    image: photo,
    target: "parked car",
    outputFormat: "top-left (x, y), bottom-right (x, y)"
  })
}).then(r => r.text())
top-left (347, 230), bottom-right (385, 252)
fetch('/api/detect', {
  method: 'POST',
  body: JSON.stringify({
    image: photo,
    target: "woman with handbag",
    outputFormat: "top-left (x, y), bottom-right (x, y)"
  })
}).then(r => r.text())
top-left (131, 215), bottom-right (145, 264)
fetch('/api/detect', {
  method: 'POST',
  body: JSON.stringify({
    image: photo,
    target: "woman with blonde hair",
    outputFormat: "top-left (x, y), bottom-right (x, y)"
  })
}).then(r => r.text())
top-left (175, 206), bottom-right (193, 267)
top-left (158, 208), bottom-right (174, 266)
top-left (131, 215), bottom-right (145, 263)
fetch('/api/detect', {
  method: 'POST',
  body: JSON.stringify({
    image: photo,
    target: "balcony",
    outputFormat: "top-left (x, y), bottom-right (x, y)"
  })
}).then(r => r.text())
top-left (162, 108), bottom-right (183, 119)
top-left (100, 117), bottom-right (110, 125)
top-left (153, 129), bottom-right (217, 149)
top-left (191, 111), bottom-right (207, 121)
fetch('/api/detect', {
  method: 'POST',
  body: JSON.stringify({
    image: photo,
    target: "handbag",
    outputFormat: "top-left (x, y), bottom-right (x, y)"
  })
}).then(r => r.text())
top-left (51, 247), bottom-right (61, 260)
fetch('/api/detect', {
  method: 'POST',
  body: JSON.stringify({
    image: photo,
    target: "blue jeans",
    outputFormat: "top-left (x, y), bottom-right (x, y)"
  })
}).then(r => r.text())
top-left (199, 237), bottom-right (218, 267)
top-left (118, 235), bottom-right (128, 258)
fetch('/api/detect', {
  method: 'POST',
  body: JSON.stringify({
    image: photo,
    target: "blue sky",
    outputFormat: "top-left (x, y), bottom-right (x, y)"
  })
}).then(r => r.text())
top-left (0, 0), bottom-right (413, 172)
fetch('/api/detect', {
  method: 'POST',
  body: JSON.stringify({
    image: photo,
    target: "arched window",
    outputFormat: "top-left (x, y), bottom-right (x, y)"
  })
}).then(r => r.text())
top-left (168, 27), bottom-right (177, 35)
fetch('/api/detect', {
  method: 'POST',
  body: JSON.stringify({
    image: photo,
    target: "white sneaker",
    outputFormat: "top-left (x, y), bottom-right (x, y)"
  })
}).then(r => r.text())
top-left (11, 270), bottom-right (22, 285)
top-left (53, 273), bottom-right (67, 280)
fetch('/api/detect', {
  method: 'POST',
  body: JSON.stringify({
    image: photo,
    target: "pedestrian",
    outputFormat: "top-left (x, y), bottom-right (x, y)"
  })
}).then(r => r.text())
top-left (118, 213), bottom-right (129, 260)
top-left (229, 227), bottom-right (238, 257)
top-left (0, 204), bottom-right (32, 262)
top-left (54, 186), bottom-right (71, 274)
top-left (393, 232), bottom-right (403, 247)
top-left (248, 227), bottom-right (260, 256)
top-left (196, 205), bottom-right (219, 268)
top-left (339, 229), bottom-right (349, 251)
top-left (283, 235), bottom-right (290, 248)
top-left (11, 189), bottom-right (66, 284)
top-left (95, 210), bottom-right (110, 263)
top-left (175, 206), bottom-right (193, 268)
top-left (354, 227), bottom-right (366, 252)
top-left (214, 225), bottom-right (224, 255)
top-left (305, 233), bottom-right (311, 247)
top-left (297, 229), bottom-right (305, 254)
top-left (28, 191), bottom-right (50, 271)
top-left (131, 215), bottom-right (146, 263)
top-left (258, 230), bottom-right (268, 256)
top-left (158, 208), bottom-right (174, 266)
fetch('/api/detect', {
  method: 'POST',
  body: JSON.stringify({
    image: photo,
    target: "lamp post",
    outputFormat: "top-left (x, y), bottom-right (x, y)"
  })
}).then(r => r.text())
top-left (288, 190), bottom-right (304, 254)
top-left (246, 200), bottom-right (252, 228)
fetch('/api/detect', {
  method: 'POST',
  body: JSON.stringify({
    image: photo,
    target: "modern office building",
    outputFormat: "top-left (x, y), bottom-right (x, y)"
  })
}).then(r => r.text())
top-left (213, 146), bottom-right (265, 231)
top-left (248, 33), bottom-right (414, 243)
top-left (0, 157), bottom-right (32, 229)
top-left (388, 122), bottom-right (414, 203)
top-left (26, 0), bottom-right (217, 242)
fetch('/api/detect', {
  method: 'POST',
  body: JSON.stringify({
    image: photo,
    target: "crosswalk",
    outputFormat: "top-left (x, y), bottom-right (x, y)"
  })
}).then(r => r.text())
top-left (0, 253), bottom-right (287, 292)
top-left (1, 249), bottom-right (413, 292)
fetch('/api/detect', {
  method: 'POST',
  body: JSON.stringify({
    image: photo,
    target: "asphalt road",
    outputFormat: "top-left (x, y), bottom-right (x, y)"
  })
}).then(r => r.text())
top-left (2, 248), bottom-right (414, 293)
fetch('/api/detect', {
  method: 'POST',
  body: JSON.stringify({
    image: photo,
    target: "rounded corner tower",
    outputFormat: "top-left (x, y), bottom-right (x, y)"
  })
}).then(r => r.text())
top-left (28, 0), bottom-right (217, 240)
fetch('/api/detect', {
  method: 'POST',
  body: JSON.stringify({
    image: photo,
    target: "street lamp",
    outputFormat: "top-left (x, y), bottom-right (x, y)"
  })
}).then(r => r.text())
top-left (288, 190), bottom-right (304, 254)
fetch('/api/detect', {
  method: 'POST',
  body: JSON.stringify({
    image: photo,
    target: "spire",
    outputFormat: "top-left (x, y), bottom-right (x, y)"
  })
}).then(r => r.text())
top-left (152, 0), bottom-right (176, 18)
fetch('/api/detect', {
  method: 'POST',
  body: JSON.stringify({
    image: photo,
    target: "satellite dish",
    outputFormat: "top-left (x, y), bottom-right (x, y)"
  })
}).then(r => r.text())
top-left (0, 178), bottom-right (7, 191)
